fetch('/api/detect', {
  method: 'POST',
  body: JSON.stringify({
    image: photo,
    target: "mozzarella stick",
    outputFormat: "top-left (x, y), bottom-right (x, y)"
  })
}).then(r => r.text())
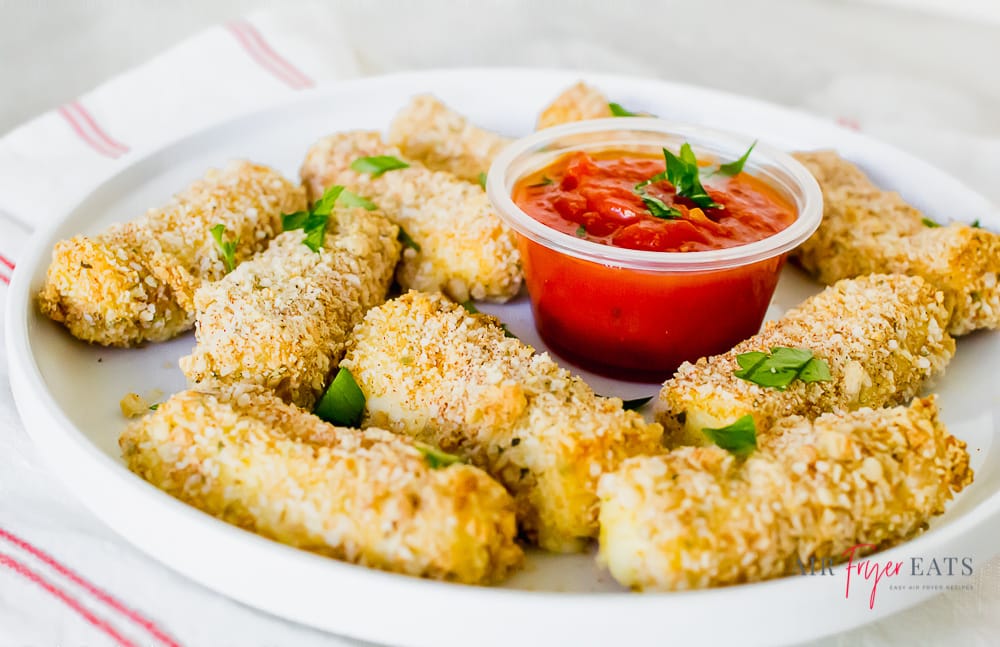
top-left (38, 161), bottom-right (305, 347)
top-left (179, 208), bottom-right (400, 409)
top-left (388, 94), bottom-right (511, 183)
top-left (537, 81), bottom-right (614, 130)
top-left (656, 274), bottom-right (955, 447)
top-left (120, 387), bottom-right (523, 585)
top-left (792, 150), bottom-right (1000, 335)
top-left (598, 397), bottom-right (972, 591)
top-left (341, 291), bottom-right (663, 553)
top-left (300, 131), bottom-right (521, 302)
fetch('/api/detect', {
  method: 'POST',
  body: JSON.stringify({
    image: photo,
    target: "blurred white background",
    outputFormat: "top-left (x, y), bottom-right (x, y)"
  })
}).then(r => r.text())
top-left (2, 0), bottom-right (998, 204)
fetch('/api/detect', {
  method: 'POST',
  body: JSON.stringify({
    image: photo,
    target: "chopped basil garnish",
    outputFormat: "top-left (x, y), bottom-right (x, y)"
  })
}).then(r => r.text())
top-left (283, 185), bottom-right (346, 253)
top-left (921, 217), bottom-right (941, 228)
top-left (209, 224), bottom-right (238, 273)
top-left (396, 226), bottom-right (421, 252)
top-left (717, 141), bottom-right (757, 176)
top-left (622, 396), bottom-right (653, 410)
top-left (972, 219), bottom-right (982, 229)
top-left (414, 442), bottom-right (464, 469)
top-left (338, 190), bottom-right (377, 211)
top-left (315, 367), bottom-right (366, 427)
top-left (664, 144), bottom-right (722, 210)
top-left (633, 187), bottom-right (683, 220)
top-left (608, 102), bottom-right (638, 117)
top-left (733, 347), bottom-right (832, 391)
top-left (575, 225), bottom-right (587, 237)
top-left (350, 155), bottom-right (410, 177)
top-left (148, 403), bottom-right (159, 411)
top-left (529, 176), bottom-right (554, 188)
top-left (477, 172), bottom-right (487, 189)
top-left (702, 415), bottom-right (757, 457)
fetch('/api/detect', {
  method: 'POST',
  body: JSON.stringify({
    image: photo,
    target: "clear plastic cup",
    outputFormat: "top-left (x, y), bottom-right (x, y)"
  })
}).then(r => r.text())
top-left (486, 118), bottom-right (822, 381)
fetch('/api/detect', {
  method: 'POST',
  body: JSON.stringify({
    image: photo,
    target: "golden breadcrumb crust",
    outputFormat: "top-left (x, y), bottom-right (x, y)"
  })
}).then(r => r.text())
top-left (179, 207), bottom-right (400, 409)
top-left (120, 386), bottom-right (523, 585)
top-left (341, 291), bottom-right (663, 553)
top-left (38, 161), bottom-right (305, 346)
top-left (388, 94), bottom-right (511, 183)
top-left (599, 397), bottom-right (972, 591)
top-left (656, 274), bottom-right (955, 446)
top-left (536, 82), bottom-right (614, 130)
top-left (792, 150), bottom-right (1000, 335)
top-left (300, 131), bottom-right (521, 303)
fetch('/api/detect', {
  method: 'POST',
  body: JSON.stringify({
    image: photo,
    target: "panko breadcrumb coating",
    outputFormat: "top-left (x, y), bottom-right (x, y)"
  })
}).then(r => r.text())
top-left (300, 131), bottom-right (521, 302)
top-left (120, 387), bottom-right (523, 584)
top-left (656, 274), bottom-right (955, 447)
top-left (38, 161), bottom-right (305, 346)
top-left (179, 207), bottom-right (400, 409)
top-left (598, 397), bottom-right (972, 591)
top-left (792, 150), bottom-right (1000, 335)
top-left (536, 82), bottom-right (614, 130)
top-left (341, 291), bottom-right (663, 553)
top-left (388, 94), bottom-right (511, 183)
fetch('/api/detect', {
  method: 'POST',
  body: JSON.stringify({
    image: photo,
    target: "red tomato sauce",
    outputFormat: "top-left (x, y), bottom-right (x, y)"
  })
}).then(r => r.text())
top-left (512, 150), bottom-right (796, 253)
top-left (509, 149), bottom-right (797, 380)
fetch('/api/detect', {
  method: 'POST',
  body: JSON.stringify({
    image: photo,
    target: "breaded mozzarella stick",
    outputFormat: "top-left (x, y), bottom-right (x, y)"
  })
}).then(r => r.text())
top-left (38, 161), bottom-right (305, 346)
top-left (598, 398), bottom-right (972, 591)
top-left (120, 387), bottom-right (523, 585)
top-left (536, 82), bottom-right (614, 130)
top-left (179, 207), bottom-right (400, 409)
top-left (341, 291), bottom-right (663, 553)
top-left (656, 274), bottom-right (954, 447)
top-left (792, 150), bottom-right (1000, 335)
top-left (388, 94), bottom-right (511, 183)
top-left (300, 132), bottom-right (521, 302)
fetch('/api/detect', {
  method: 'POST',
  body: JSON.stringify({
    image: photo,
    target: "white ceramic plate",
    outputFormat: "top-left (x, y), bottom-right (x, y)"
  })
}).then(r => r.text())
top-left (6, 69), bottom-right (1000, 647)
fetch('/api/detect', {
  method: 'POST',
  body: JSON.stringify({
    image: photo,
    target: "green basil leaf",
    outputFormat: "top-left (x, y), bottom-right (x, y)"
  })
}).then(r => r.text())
top-left (312, 184), bottom-right (345, 215)
top-left (315, 367), bottom-right (366, 427)
top-left (639, 193), bottom-right (683, 220)
top-left (397, 226), bottom-right (421, 252)
top-left (734, 347), bottom-right (833, 390)
top-left (460, 300), bottom-right (480, 314)
top-left (702, 415), bottom-right (757, 457)
top-left (529, 176), bottom-right (554, 188)
top-left (338, 190), bottom-right (377, 210)
top-left (209, 224), bottom-right (238, 273)
top-left (281, 211), bottom-right (310, 231)
top-left (414, 442), bottom-right (465, 469)
top-left (718, 141), bottom-right (757, 176)
top-left (622, 396), bottom-right (653, 410)
top-left (575, 225), bottom-right (587, 237)
top-left (351, 155), bottom-right (410, 177)
top-left (661, 145), bottom-right (722, 210)
top-left (971, 219), bottom-right (982, 229)
top-left (477, 172), bottom-right (487, 189)
top-left (609, 102), bottom-right (638, 117)
top-left (921, 217), bottom-right (941, 228)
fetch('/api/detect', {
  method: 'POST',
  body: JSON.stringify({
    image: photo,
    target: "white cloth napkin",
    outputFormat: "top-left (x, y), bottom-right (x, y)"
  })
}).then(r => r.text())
top-left (2, 3), bottom-right (999, 646)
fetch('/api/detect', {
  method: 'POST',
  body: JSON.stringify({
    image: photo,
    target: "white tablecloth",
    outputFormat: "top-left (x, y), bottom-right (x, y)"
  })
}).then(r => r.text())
top-left (1, 2), bottom-right (998, 645)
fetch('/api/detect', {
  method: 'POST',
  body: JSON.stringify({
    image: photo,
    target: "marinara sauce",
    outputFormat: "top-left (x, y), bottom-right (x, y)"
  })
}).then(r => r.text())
top-left (511, 149), bottom-right (797, 380)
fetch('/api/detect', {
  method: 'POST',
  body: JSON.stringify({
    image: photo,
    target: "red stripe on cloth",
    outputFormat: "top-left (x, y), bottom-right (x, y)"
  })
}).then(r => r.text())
top-left (67, 102), bottom-right (130, 155)
top-left (57, 106), bottom-right (123, 159)
top-left (0, 253), bottom-right (15, 269)
top-left (235, 20), bottom-right (314, 88)
top-left (0, 528), bottom-right (180, 647)
top-left (0, 551), bottom-right (139, 647)
top-left (0, 273), bottom-right (9, 285)
top-left (227, 21), bottom-right (313, 89)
